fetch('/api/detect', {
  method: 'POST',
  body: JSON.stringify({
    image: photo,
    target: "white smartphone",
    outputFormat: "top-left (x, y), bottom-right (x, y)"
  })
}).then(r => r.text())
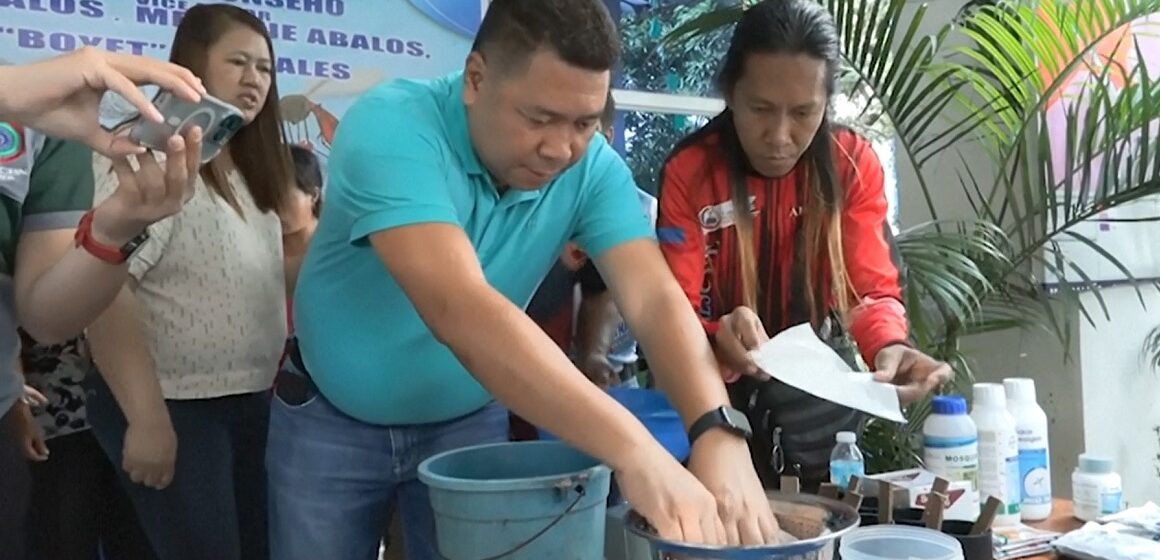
top-left (129, 91), bottom-right (245, 163)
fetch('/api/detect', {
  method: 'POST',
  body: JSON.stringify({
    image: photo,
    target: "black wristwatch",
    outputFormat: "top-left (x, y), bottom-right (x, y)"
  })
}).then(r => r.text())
top-left (688, 406), bottom-right (752, 445)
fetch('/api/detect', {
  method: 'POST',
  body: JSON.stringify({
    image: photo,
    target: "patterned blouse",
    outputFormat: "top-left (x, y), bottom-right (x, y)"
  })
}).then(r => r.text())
top-left (92, 155), bottom-right (287, 399)
top-left (18, 328), bottom-right (89, 440)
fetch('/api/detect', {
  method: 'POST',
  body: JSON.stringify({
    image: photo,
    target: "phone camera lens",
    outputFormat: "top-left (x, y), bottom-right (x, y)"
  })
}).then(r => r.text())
top-left (212, 127), bottom-right (230, 143)
top-left (213, 115), bottom-right (243, 143)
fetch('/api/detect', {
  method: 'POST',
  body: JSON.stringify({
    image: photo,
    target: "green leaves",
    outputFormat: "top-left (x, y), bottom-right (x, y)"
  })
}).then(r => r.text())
top-left (662, 5), bottom-right (744, 48)
top-left (622, 1), bottom-right (734, 193)
top-left (897, 220), bottom-right (1009, 343)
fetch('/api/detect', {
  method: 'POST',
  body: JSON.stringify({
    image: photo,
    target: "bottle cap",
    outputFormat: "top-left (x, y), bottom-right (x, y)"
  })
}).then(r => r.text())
top-left (836, 431), bottom-right (857, 444)
top-left (1004, 378), bottom-right (1038, 403)
top-left (1078, 453), bottom-right (1115, 474)
top-left (973, 383), bottom-right (1008, 408)
top-left (932, 395), bottom-right (968, 415)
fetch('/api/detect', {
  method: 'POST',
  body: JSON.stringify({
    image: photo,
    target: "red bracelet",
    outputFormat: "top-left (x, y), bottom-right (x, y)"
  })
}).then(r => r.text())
top-left (74, 210), bottom-right (149, 264)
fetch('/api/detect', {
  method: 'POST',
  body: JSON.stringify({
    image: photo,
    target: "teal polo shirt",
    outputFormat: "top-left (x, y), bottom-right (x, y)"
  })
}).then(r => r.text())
top-left (293, 71), bottom-right (653, 426)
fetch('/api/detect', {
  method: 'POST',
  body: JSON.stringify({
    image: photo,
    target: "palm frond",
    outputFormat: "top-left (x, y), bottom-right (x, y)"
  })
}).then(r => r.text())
top-left (661, 5), bottom-right (744, 48)
top-left (897, 220), bottom-right (1010, 345)
top-left (823, 0), bottom-right (965, 222)
top-left (1143, 324), bottom-right (1160, 371)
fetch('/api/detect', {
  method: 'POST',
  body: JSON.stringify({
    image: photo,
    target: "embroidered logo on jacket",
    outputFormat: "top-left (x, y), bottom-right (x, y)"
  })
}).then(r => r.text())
top-left (697, 196), bottom-right (758, 233)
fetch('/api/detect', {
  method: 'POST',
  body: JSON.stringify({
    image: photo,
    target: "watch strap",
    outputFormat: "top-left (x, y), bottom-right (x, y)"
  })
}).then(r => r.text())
top-left (74, 210), bottom-right (148, 264)
top-left (688, 406), bottom-right (752, 446)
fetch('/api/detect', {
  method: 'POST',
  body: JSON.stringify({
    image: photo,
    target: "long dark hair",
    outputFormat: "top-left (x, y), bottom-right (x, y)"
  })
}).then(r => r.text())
top-left (170, 3), bottom-right (291, 215)
top-left (662, 0), bottom-right (853, 324)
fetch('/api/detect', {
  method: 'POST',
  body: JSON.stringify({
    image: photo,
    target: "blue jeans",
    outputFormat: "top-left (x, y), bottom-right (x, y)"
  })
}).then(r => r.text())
top-left (266, 371), bottom-right (509, 560)
top-left (83, 374), bottom-right (270, 560)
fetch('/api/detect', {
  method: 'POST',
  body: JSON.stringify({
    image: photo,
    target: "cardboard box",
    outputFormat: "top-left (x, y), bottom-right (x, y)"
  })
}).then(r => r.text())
top-left (867, 468), bottom-right (981, 522)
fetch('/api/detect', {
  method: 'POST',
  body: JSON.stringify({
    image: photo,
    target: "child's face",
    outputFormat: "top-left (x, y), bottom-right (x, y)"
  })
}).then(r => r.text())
top-left (281, 187), bottom-right (318, 235)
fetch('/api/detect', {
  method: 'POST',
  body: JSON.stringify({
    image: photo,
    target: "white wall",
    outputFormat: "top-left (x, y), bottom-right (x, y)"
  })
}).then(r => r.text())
top-left (1078, 287), bottom-right (1160, 505)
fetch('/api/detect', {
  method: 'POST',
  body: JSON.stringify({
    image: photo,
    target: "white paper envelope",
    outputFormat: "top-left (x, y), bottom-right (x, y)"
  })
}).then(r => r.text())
top-left (748, 323), bottom-right (906, 423)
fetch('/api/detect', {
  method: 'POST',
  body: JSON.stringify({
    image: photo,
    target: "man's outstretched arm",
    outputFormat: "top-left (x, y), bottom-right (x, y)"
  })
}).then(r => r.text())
top-left (593, 237), bottom-right (781, 546)
top-left (369, 224), bottom-right (726, 545)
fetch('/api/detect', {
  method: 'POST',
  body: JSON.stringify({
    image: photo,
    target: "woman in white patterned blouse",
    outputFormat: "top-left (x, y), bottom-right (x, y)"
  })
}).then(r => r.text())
top-left (82, 5), bottom-right (296, 560)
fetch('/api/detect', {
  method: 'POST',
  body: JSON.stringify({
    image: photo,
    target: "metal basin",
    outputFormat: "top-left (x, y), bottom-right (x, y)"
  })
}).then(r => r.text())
top-left (625, 492), bottom-right (860, 560)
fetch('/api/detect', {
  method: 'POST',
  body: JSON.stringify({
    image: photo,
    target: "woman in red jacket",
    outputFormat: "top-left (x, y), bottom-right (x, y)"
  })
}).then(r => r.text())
top-left (657, 0), bottom-right (951, 486)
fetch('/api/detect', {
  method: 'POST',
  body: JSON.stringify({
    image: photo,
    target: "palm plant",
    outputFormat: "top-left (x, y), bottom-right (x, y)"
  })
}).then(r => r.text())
top-left (666, 0), bottom-right (1160, 470)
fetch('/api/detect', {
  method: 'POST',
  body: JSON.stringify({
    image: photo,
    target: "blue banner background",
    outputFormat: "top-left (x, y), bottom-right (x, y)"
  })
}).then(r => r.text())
top-left (0, 0), bottom-right (492, 161)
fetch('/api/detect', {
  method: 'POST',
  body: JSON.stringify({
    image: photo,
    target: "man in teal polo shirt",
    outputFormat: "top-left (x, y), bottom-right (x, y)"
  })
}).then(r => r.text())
top-left (267, 1), bottom-right (778, 558)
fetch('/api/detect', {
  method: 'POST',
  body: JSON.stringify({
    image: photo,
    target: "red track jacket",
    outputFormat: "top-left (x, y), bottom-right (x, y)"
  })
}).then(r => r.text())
top-left (656, 127), bottom-right (908, 372)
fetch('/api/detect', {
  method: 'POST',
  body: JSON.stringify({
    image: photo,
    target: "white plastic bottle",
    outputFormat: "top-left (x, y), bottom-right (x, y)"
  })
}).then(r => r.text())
top-left (830, 431), bottom-right (865, 490)
top-left (970, 383), bottom-right (1022, 526)
top-left (923, 395), bottom-right (980, 493)
top-left (1004, 378), bottom-right (1053, 521)
top-left (1072, 454), bottom-right (1123, 521)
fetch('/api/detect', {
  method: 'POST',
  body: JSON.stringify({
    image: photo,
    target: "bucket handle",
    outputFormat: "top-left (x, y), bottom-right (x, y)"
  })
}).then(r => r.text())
top-left (439, 474), bottom-right (590, 560)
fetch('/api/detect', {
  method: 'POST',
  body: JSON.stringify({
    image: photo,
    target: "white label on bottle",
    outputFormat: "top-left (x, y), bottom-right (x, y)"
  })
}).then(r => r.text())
top-left (1074, 480), bottom-right (1100, 520)
top-left (924, 435), bottom-right (979, 490)
top-left (978, 430), bottom-right (1021, 515)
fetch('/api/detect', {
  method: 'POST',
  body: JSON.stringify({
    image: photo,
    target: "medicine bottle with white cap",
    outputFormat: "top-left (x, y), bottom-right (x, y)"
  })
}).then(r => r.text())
top-left (1072, 454), bottom-right (1123, 522)
top-left (923, 395), bottom-right (980, 491)
top-left (971, 383), bottom-right (1021, 527)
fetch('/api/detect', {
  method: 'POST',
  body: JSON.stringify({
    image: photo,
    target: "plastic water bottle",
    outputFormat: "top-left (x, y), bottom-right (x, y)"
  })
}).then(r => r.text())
top-left (923, 395), bottom-right (980, 492)
top-left (1004, 378), bottom-right (1053, 521)
top-left (971, 383), bottom-right (1022, 526)
top-left (830, 431), bottom-right (865, 490)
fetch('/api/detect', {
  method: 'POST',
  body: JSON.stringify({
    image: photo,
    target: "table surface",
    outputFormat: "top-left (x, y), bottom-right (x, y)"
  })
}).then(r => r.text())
top-left (1024, 500), bottom-right (1083, 560)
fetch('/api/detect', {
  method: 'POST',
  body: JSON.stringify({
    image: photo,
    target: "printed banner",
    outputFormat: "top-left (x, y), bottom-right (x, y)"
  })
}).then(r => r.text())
top-left (0, 0), bottom-right (492, 162)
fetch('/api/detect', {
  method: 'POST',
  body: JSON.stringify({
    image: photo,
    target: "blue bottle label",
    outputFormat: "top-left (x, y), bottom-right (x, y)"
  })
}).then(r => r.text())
top-left (830, 460), bottom-right (865, 490)
top-left (1018, 448), bottom-right (1051, 505)
top-left (1100, 490), bottom-right (1123, 515)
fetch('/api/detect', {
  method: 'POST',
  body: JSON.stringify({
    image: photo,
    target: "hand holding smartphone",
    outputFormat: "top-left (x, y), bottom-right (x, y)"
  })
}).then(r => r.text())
top-left (129, 90), bottom-right (245, 163)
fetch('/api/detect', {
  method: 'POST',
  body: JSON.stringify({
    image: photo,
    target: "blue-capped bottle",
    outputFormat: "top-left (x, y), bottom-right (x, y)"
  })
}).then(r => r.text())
top-left (923, 395), bottom-right (980, 492)
top-left (830, 431), bottom-right (865, 490)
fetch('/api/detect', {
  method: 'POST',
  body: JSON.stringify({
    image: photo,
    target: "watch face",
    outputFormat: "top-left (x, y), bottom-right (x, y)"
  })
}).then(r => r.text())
top-left (723, 407), bottom-right (752, 435)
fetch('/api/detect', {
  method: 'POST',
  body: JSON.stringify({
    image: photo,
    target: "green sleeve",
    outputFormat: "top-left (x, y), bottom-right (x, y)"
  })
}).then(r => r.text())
top-left (23, 138), bottom-right (94, 233)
